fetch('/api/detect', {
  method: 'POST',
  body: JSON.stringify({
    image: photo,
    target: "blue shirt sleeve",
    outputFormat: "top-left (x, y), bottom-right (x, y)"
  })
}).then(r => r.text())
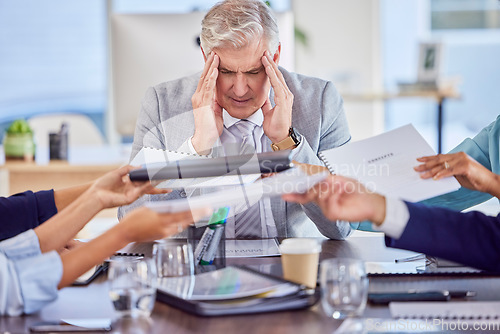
top-left (0, 190), bottom-right (58, 241)
top-left (0, 230), bottom-right (62, 316)
top-left (420, 115), bottom-right (500, 211)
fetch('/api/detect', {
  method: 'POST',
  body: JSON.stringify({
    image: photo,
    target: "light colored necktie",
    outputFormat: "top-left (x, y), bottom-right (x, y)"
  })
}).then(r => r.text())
top-left (232, 120), bottom-right (261, 238)
top-left (233, 119), bottom-right (257, 155)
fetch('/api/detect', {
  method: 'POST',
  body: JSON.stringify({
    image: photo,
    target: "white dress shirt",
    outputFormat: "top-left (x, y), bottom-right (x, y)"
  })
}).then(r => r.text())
top-left (373, 197), bottom-right (410, 239)
top-left (188, 109), bottom-right (303, 238)
top-left (0, 229), bottom-right (62, 316)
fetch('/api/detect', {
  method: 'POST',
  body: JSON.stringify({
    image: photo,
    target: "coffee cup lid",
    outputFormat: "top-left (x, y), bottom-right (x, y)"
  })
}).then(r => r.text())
top-left (279, 238), bottom-right (321, 254)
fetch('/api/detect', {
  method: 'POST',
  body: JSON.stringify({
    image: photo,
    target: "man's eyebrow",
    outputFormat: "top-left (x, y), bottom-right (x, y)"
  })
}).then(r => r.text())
top-left (218, 65), bottom-right (264, 73)
top-left (218, 66), bottom-right (234, 72)
top-left (244, 65), bottom-right (264, 73)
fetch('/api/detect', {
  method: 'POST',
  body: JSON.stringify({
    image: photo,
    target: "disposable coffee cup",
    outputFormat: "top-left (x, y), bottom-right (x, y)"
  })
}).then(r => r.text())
top-left (279, 238), bottom-right (321, 289)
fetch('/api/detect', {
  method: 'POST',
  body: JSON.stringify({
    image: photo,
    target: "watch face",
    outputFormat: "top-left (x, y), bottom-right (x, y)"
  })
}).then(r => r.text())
top-left (289, 127), bottom-right (300, 145)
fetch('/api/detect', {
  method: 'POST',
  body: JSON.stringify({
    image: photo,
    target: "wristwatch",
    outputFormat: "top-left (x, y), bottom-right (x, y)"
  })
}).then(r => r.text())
top-left (271, 127), bottom-right (301, 151)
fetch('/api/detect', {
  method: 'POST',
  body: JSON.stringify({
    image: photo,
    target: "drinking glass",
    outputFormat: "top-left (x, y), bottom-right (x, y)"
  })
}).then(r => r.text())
top-left (108, 257), bottom-right (157, 318)
top-left (320, 258), bottom-right (368, 319)
top-left (153, 241), bottom-right (195, 278)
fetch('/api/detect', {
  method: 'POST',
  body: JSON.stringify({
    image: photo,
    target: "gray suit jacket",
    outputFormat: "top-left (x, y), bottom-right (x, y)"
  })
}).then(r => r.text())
top-left (118, 67), bottom-right (352, 239)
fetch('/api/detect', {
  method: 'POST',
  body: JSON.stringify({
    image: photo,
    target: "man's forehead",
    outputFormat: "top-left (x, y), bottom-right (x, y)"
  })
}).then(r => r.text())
top-left (218, 54), bottom-right (264, 72)
top-left (215, 39), bottom-right (267, 71)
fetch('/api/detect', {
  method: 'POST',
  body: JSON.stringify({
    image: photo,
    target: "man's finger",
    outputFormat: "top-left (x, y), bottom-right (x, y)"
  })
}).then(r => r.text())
top-left (196, 52), bottom-right (214, 92)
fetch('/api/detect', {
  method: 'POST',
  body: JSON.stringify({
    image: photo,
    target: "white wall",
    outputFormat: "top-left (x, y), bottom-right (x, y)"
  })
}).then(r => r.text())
top-left (292, 0), bottom-right (384, 140)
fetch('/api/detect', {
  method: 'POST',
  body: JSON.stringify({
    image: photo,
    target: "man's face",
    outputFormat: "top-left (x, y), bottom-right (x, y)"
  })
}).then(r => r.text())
top-left (212, 39), bottom-right (278, 119)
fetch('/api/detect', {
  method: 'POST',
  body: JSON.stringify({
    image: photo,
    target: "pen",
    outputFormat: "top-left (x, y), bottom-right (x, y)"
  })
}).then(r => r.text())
top-left (407, 290), bottom-right (476, 299)
top-left (200, 224), bottom-right (225, 265)
top-left (448, 290), bottom-right (476, 298)
top-left (194, 207), bottom-right (231, 263)
top-left (395, 254), bottom-right (426, 263)
top-left (193, 226), bottom-right (215, 263)
top-left (197, 207), bottom-right (229, 265)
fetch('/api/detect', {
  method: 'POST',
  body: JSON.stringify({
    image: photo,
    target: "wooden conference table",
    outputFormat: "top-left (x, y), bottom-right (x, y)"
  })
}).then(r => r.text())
top-left (1, 234), bottom-right (499, 334)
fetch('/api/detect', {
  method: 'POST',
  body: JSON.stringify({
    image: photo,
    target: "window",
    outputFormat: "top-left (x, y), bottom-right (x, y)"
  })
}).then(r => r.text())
top-left (431, 0), bottom-right (500, 30)
top-left (0, 0), bottom-right (107, 138)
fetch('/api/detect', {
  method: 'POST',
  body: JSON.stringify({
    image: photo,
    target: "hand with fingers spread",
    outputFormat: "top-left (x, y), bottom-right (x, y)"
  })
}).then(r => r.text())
top-left (414, 152), bottom-right (500, 197)
top-left (282, 175), bottom-right (387, 226)
top-left (89, 165), bottom-right (170, 210)
top-left (191, 52), bottom-right (224, 154)
top-left (261, 50), bottom-right (293, 144)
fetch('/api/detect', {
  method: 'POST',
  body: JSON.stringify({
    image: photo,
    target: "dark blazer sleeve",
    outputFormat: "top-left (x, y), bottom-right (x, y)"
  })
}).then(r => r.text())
top-left (0, 190), bottom-right (57, 241)
top-left (385, 201), bottom-right (500, 273)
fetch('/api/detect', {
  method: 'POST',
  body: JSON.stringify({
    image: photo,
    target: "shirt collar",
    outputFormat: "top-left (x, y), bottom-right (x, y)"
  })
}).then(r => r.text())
top-left (223, 109), bottom-right (264, 128)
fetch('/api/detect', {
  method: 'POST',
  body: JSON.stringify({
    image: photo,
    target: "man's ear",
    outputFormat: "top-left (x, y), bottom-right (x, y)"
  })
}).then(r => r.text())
top-left (273, 43), bottom-right (281, 65)
top-left (201, 46), bottom-right (207, 62)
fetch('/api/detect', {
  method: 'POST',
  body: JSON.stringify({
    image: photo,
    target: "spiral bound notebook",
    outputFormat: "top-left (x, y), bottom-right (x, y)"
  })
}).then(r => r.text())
top-left (317, 124), bottom-right (460, 202)
top-left (390, 301), bottom-right (500, 319)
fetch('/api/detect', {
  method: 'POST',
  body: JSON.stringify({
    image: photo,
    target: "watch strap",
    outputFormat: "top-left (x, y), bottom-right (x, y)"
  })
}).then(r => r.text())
top-left (271, 127), bottom-right (300, 151)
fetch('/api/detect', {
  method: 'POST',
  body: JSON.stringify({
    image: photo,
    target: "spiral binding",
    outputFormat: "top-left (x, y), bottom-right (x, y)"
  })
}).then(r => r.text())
top-left (142, 146), bottom-right (209, 158)
top-left (318, 152), bottom-right (335, 174)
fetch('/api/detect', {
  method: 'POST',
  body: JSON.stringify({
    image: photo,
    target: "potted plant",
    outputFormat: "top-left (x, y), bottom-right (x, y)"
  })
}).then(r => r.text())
top-left (3, 119), bottom-right (36, 162)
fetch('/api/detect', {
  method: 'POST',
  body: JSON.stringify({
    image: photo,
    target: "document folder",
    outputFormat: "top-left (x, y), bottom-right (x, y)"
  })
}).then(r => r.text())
top-left (129, 150), bottom-right (293, 181)
top-left (155, 266), bottom-right (319, 316)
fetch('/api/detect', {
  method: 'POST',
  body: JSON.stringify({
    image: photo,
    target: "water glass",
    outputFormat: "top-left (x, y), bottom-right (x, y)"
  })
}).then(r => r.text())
top-left (153, 241), bottom-right (195, 278)
top-left (320, 258), bottom-right (368, 319)
top-left (108, 257), bottom-right (157, 318)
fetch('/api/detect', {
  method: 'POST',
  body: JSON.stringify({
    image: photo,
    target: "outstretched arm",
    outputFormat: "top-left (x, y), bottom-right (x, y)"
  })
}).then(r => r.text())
top-left (282, 175), bottom-right (386, 225)
top-left (35, 165), bottom-right (168, 253)
top-left (58, 207), bottom-right (209, 288)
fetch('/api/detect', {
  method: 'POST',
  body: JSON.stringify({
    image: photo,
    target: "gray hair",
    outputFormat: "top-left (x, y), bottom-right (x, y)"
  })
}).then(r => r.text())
top-left (200, 0), bottom-right (280, 56)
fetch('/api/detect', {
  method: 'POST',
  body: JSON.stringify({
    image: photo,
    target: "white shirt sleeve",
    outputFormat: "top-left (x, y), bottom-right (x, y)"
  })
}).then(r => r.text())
top-left (187, 135), bottom-right (214, 156)
top-left (0, 230), bottom-right (62, 316)
top-left (373, 197), bottom-right (410, 239)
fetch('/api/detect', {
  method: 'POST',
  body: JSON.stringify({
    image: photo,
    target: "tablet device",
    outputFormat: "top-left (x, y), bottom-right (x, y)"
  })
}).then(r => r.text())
top-left (129, 150), bottom-right (293, 181)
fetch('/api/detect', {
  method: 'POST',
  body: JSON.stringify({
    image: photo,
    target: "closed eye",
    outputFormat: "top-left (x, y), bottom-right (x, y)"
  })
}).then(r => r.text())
top-left (246, 67), bottom-right (263, 75)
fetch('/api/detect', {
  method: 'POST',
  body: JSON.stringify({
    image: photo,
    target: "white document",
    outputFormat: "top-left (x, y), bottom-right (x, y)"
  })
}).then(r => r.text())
top-left (225, 239), bottom-right (281, 258)
top-left (145, 168), bottom-right (329, 213)
top-left (318, 124), bottom-right (460, 202)
top-left (130, 146), bottom-right (260, 189)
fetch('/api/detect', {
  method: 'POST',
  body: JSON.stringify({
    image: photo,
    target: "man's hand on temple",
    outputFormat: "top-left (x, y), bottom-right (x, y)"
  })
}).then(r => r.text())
top-left (191, 52), bottom-right (224, 154)
top-left (261, 50), bottom-right (293, 144)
